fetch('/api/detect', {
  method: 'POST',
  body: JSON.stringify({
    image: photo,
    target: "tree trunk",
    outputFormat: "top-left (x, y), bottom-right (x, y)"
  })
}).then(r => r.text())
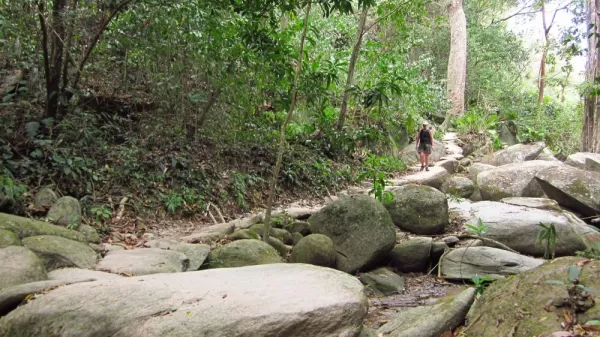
top-left (538, 0), bottom-right (549, 105)
top-left (583, 0), bottom-right (600, 152)
top-left (47, 0), bottom-right (68, 118)
top-left (446, 0), bottom-right (467, 118)
top-left (337, 8), bottom-right (368, 131)
top-left (262, 3), bottom-right (312, 242)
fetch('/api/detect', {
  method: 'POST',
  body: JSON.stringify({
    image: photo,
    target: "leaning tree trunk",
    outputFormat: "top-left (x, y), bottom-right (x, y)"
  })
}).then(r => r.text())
top-left (442, 0), bottom-right (467, 128)
top-left (337, 8), bottom-right (368, 131)
top-left (583, 0), bottom-right (600, 152)
top-left (47, 0), bottom-right (68, 118)
top-left (262, 3), bottom-right (312, 242)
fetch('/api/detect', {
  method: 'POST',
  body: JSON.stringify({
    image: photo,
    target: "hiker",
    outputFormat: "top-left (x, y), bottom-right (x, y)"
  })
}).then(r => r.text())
top-left (415, 121), bottom-right (434, 171)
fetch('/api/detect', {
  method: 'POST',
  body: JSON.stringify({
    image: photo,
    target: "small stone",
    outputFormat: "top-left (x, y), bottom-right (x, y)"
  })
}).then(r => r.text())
top-left (78, 225), bottom-right (101, 244)
top-left (442, 236), bottom-right (459, 246)
top-left (33, 187), bottom-right (57, 212)
top-left (359, 268), bottom-right (405, 296)
top-left (47, 196), bottom-right (82, 227)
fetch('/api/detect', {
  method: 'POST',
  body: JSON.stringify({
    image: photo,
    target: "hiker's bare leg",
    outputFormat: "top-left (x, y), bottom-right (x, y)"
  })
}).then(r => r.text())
top-left (425, 153), bottom-right (429, 167)
top-left (419, 151), bottom-right (425, 166)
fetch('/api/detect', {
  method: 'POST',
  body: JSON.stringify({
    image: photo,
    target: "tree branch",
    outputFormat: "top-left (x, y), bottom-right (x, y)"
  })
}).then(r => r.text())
top-left (36, 1), bottom-right (50, 93)
top-left (457, 234), bottom-right (519, 253)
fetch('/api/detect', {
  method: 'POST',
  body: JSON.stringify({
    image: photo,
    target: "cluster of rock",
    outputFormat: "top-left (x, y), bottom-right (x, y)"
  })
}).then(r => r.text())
top-left (1, 138), bottom-right (600, 337)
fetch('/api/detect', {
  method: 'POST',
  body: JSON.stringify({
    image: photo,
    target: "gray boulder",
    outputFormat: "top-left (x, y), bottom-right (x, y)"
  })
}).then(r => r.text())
top-left (309, 195), bottom-right (396, 273)
top-left (47, 196), bottom-right (82, 227)
top-left (0, 280), bottom-right (68, 315)
top-left (565, 152), bottom-right (600, 171)
top-left (477, 160), bottom-right (561, 200)
top-left (463, 201), bottom-right (600, 257)
top-left (377, 288), bottom-right (476, 337)
top-left (358, 267), bottom-right (405, 296)
top-left (78, 225), bottom-right (101, 244)
top-left (467, 163), bottom-right (495, 183)
top-left (535, 165), bottom-right (600, 217)
top-left (48, 268), bottom-right (122, 283)
top-left (0, 229), bottom-right (20, 248)
top-left (480, 142), bottom-right (545, 166)
top-left (441, 176), bottom-right (475, 198)
top-left (290, 234), bottom-right (336, 268)
top-left (389, 166), bottom-right (450, 190)
top-left (435, 158), bottom-right (459, 174)
top-left (440, 247), bottom-right (544, 280)
top-left (22, 235), bottom-right (97, 270)
top-left (535, 147), bottom-right (560, 162)
top-left (0, 246), bottom-right (47, 289)
top-left (96, 248), bottom-right (189, 275)
top-left (144, 240), bottom-right (210, 271)
top-left (33, 187), bottom-right (57, 212)
top-left (289, 221), bottom-right (311, 236)
top-left (399, 140), bottom-right (446, 166)
top-left (0, 264), bottom-right (368, 337)
top-left (0, 213), bottom-right (87, 243)
top-left (386, 184), bottom-right (448, 235)
top-left (389, 237), bottom-right (432, 272)
top-left (206, 239), bottom-right (281, 269)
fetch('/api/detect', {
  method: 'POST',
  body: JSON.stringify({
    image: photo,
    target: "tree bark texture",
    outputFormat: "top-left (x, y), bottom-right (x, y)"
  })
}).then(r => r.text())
top-left (583, 0), bottom-right (600, 152)
top-left (446, 0), bottom-right (467, 117)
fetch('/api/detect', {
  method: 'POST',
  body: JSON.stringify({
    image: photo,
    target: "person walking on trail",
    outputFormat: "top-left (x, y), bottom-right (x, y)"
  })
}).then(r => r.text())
top-left (415, 121), bottom-right (434, 171)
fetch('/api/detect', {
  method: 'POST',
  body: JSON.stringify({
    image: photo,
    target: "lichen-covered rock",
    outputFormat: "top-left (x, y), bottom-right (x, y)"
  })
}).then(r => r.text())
top-left (290, 234), bottom-right (336, 268)
top-left (480, 142), bottom-right (545, 166)
top-left (33, 187), bottom-right (57, 212)
top-left (144, 240), bottom-right (210, 271)
top-left (386, 184), bottom-right (449, 235)
top-left (463, 257), bottom-right (600, 337)
top-left (0, 246), bottom-right (47, 289)
top-left (291, 232), bottom-right (304, 245)
top-left (309, 195), bottom-right (396, 273)
top-left (0, 229), bottom-right (20, 248)
top-left (358, 267), bottom-right (404, 296)
top-left (0, 213), bottom-right (87, 243)
top-left (22, 235), bottom-right (97, 270)
top-left (289, 221), bottom-right (311, 236)
top-left (78, 225), bottom-right (101, 244)
top-left (97, 248), bottom-right (189, 275)
top-left (389, 237), bottom-right (433, 273)
top-left (478, 160), bottom-right (561, 200)
top-left (535, 164), bottom-right (600, 217)
top-left (267, 237), bottom-right (288, 257)
top-left (227, 229), bottom-right (259, 241)
top-left (467, 163), bottom-right (495, 183)
top-left (565, 152), bottom-right (600, 171)
top-left (47, 196), bottom-right (82, 227)
top-left (441, 176), bottom-right (475, 198)
top-left (247, 224), bottom-right (293, 244)
top-left (206, 239), bottom-right (281, 269)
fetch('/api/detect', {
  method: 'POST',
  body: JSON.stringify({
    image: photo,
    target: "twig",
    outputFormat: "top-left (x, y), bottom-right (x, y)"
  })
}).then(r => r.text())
top-left (115, 196), bottom-right (128, 221)
top-left (207, 209), bottom-right (218, 225)
top-left (207, 202), bottom-right (225, 223)
top-left (457, 234), bottom-right (518, 253)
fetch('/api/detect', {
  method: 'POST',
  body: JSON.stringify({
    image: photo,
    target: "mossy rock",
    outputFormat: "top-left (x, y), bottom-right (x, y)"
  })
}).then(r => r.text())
top-left (289, 234), bottom-right (336, 268)
top-left (0, 246), bottom-right (47, 289)
top-left (205, 239), bottom-right (281, 269)
top-left (33, 187), bottom-right (57, 212)
top-left (78, 225), bottom-right (101, 244)
top-left (358, 267), bottom-right (405, 296)
top-left (309, 195), bottom-right (396, 273)
top-left (0, 213), bottom-right (88, 243)
top-left (47, 196), bottom-right (82, 227)
top-left (291, 232), bottom-right (304, 245)
top-left (385, 184), bottom-right (448, 235)
top-left (289, 221), bottom-right (311, 236)
top-left (227, 229), bottom-right (260, 241)
top-left (463, 257), bottom-right (600, 337)
top-left (440, 176), bottom-right (475, 198)
top-left (248, 224), bottom-right (292, 245)
top-left (267, 237), bottom-right (288, 257)
top-left (22, 235), bottom-right (98, 271)
top-left (0, 229), bottom-right (20, 248)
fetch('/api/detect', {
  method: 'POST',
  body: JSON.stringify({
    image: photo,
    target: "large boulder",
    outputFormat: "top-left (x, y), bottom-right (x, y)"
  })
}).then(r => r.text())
top-left (463, 257), bottom-right (600, 337)
top-left (0, 246), bottom-right (47, 289)
top-left (22, 235), bottom-right (97, 270)
top-left (290, 234), bottom-right (336, 268)
top-left (33, 187), bottom-right (57, 212)
top-left (0, 213), bottom-right (88, 243)
top-left (47, 196), bottom-right (82, 226)
top-left (462, 201), bottom-right (600, 257)
top-left (96, 249), bottom-right (189, 275)
top-left (358, 267), bottom-right (405, 296)
top-left (377, 288), bottom-right (476, 337)
top-left (143, 240), bottom-right (210, 271)
top-left (439, 247), bottom-right (545, 280)
top-left (389, 166), bottom-right (450, 190)
top-left (0, 264), bottom-right (368, 337)
top-left (467, 163), bottom-right (495, 183)
top-left (535, 165), bottom-right (600, 217)
top-left (565, 152), bottom-right (600, 172)
top-left (399, 140), bottom-right (446, 166)
top-left (386, 184), bottom-right (449, 235)
top-left (388, 237), bottom-right (432, 272)
top-left (206, 239), bottom-right (281, 269)
top-left (440, 176), bottom-right (475, 198)
top-left (480, 142), bottom-right (546, 166)
top-left (0, 229), bottom-right (20, 248)
top-left (309, 195), bottom-right (396, 273)
top-left (477, 160), bottom-right (561, 200)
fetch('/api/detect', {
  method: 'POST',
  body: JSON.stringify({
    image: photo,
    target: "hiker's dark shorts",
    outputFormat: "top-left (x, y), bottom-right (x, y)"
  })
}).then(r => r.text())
top-left (418, 143), bottom-right (432, 154)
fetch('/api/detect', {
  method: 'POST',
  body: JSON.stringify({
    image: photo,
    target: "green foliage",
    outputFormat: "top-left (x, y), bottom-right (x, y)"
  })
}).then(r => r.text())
top-left (357, 154), bottom-right (405, 204)
top-left (0, 172), bottom-right (26, 211)
top-left (471, 274), bottom-right (494, 295)
top-left (465, 218), bottom-right (488, 237)
top-left (537, 223), bottom-right (558, 260)
top-left (90, 205), bottom-right (112, 224)
top-left (576, 242), bottom-right (600, 259)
